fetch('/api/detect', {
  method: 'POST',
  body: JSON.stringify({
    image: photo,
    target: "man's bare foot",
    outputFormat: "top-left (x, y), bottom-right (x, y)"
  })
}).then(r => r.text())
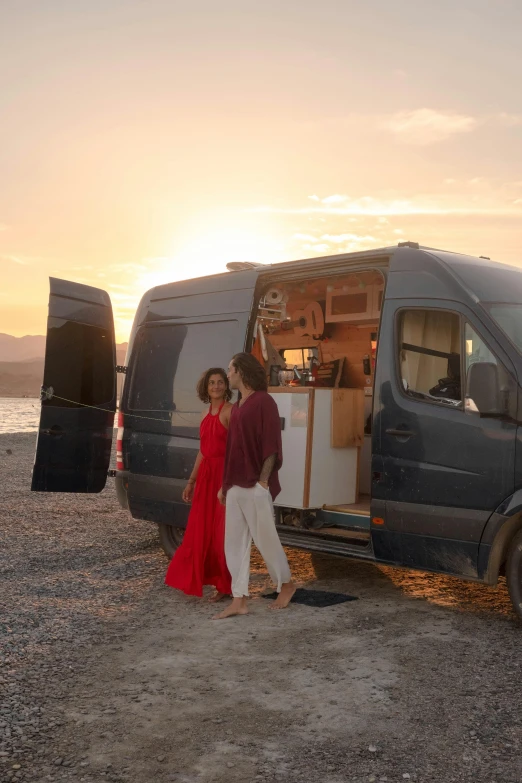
top-left (208, 591), bottom-right (228, 603)
top-left (212, 597), bottom-right (248, 620)
top-left (270, 582), bottom-right (297, 610)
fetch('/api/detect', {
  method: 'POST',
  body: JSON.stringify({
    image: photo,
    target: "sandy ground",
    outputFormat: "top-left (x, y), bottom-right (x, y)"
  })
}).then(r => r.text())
top-left (1, 433), bottom-right (521, 783)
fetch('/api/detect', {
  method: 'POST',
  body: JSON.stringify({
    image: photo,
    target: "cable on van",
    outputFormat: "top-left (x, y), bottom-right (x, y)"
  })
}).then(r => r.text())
top-left (41, 392), bottom-right (198, 425)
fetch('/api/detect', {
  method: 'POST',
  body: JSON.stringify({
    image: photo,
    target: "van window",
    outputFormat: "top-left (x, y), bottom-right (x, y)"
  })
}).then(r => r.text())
top-left (398, 310), bottom-right (462, 406)
top-left (45, 318), bottom-right (114, 407)
top-left (464, 322), bottom-right (517, 418)
top-left (465, 323), bottom-right (498, 368)
top-left (486, 304), bottom-right (522, 354)
top-left (283, 347), bottom-right (319, 369)
top-left (128, 320), bottom-right (239, 432)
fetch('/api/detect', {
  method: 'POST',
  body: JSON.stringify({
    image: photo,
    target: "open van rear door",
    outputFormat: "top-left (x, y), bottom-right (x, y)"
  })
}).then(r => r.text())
top-left (31, 278), bottom-right (116, 493)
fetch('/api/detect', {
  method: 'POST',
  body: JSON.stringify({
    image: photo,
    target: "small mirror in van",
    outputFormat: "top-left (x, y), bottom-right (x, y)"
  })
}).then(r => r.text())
top-left (466, 362), bottom-right (500, 415)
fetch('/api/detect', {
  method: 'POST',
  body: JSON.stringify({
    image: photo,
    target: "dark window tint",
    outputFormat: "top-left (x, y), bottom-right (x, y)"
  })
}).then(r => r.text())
top-left (129, 320), bottom-right (240, 433)
top-left (486, 304), bottom-right (522, 354)
top-left (44, 318), bottom-right (115, 407)
top-left (464, 322), bottom-right (517, 419)
top-left (398, 310), bottom-right (462, 406)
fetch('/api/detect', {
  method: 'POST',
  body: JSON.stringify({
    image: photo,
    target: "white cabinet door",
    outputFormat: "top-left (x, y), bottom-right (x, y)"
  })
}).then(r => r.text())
top-left (270, 392), bottom-right (309, 508)
top-left (309, 390), bottom-right (358, 507)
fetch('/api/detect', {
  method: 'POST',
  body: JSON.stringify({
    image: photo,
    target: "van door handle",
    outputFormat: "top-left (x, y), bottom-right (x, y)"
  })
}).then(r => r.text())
top-left (42, 425), bottom-right (64, 436)
top-left (386, 428), bottom-right (415, 437)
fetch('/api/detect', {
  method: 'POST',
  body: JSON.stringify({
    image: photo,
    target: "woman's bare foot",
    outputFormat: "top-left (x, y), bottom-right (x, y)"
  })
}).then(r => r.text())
top-left (212, 597), bottom-right (248, 620)
top-left (270, 582), bottom-right (297, 610)
top-left (208, 591), bottom-right (228, 603)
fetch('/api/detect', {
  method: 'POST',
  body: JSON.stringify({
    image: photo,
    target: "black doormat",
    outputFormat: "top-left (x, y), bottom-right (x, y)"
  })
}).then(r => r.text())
top-left (261, 588), bottom-right (358, 608)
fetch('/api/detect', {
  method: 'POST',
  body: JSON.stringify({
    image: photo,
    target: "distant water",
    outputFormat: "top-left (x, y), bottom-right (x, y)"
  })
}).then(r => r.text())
top-left (0, 397), bottom-right (40, 434)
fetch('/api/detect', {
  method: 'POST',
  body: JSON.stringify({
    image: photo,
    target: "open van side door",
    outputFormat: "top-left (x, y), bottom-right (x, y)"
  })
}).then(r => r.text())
top-left (31, 278), bottom-right (116, 493)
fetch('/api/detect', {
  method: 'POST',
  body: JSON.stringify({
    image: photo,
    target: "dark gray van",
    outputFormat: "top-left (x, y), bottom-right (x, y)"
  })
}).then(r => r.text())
top-left (32, 243), bottom-right (522, 621)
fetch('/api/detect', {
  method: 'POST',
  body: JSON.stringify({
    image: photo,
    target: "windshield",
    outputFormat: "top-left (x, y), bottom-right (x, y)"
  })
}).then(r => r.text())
top-left (485, 304), bottom-right (522, 354)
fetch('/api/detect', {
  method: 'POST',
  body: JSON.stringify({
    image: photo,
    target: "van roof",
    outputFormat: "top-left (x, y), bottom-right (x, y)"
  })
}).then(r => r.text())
top-left (144, 242), bottom-right (522, 307)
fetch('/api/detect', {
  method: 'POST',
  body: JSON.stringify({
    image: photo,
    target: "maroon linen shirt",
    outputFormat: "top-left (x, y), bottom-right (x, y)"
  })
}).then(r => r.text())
top-left (222, 391), bottom-right (282, 500)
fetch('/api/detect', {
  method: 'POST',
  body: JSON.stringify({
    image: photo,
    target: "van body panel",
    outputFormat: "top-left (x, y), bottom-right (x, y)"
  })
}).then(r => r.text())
top-left (126, 473), bottom-right (192, 526)
top-left (146, 290), bottom-right (255, 321)
top-left (31, 278), bottom-right (116, 492)
top-left (370, 530), bottom-right (479, 576)
top-left (433, 251), bottom-right (522, 303)
top-left (387, 248), bottom-right (474, 299)
top-left (493, 487), bottom-right (522, 518)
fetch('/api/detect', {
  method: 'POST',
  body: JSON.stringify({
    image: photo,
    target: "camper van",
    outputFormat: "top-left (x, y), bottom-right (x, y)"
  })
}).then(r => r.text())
top-left (32, 243), bottom-right (522, 621)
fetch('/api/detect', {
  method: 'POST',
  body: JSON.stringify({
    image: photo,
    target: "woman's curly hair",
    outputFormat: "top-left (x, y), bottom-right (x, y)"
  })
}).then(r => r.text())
top-left (231, 353), bottom-right (268, 391)
top-left (196, 367), bottom-right (232, 404)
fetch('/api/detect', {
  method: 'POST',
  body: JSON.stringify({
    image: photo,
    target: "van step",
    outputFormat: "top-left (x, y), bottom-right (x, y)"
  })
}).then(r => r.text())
top-left (276, 525), bottom-right (375, 559)
top-left (316, 508), bottom-right (370, 531)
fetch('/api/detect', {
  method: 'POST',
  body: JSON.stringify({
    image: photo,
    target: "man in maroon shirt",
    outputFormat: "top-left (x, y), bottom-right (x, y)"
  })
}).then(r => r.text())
top-left (214, 353), bottom-right (296, 619)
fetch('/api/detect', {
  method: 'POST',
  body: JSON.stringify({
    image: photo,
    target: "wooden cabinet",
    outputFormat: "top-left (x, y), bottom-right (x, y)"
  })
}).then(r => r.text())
top-left (269, 387), bottom-right (364, 510)
top-left (325, 281), bottom-right (383, 323)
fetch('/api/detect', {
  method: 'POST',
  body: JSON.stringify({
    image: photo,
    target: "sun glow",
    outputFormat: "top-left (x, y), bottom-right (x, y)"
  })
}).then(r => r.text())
top-left (110, 223), bottom-right (287, 341)
top-left (137, 226), bottom-right (286, 291)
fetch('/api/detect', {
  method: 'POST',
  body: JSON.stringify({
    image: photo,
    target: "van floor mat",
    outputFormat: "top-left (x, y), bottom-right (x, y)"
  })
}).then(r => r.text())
top-left (261, 588), bottom-right (358, 608)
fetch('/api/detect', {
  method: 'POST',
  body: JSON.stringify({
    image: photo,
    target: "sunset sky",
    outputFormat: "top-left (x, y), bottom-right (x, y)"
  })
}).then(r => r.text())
top-left (2, 0), bottom-right (522, 342)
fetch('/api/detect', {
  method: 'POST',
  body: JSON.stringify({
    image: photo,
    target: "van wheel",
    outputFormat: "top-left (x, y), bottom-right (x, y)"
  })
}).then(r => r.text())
top-left (158, 524), bottom-right (185, 559)
top-left (506, 529), bottom-right (522, 622)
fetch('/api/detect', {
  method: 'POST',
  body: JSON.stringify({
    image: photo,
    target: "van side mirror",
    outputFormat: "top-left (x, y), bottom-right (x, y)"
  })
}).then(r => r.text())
top-left (466, 362), bottom-right (500, 415)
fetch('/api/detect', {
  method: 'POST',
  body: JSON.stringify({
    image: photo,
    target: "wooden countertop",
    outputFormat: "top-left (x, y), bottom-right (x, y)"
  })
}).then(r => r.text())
top-left (268, 386), bottom-right (312, 394)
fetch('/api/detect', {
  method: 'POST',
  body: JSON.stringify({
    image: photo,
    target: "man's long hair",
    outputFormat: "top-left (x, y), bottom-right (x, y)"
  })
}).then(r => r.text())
top-left (231, 353), bottom-right (267, 391)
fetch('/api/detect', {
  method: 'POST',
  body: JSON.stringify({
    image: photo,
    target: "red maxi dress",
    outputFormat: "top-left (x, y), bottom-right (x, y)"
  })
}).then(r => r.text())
top-left (165, 402), bottom-right (231, 596)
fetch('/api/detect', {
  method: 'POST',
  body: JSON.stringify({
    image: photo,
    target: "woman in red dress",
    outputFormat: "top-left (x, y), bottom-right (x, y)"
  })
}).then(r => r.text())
top-left (165, 368), bottom-right (232, 600)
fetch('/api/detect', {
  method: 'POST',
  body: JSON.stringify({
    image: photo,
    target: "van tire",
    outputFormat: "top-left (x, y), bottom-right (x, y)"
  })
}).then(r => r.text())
top-left (158, 524), bottom-right (185, 559)
top-left (506, 528), bottom-right (522, 622)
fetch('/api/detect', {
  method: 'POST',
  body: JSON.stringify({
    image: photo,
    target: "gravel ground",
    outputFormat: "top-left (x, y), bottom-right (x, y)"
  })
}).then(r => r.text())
top-left (1, 432), bottom-right (521, 783)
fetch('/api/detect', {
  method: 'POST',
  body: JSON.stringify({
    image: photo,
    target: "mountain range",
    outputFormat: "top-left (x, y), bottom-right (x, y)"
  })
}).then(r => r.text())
top-left (0, 333), bottom-right (128, 398)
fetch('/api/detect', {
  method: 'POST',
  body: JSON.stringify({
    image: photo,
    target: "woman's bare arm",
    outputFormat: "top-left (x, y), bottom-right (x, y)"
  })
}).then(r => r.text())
top-left (220, 401), bottom-right (233, 430)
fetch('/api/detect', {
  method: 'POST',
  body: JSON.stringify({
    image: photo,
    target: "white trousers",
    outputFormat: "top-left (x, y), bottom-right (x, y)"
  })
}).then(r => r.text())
top-left (225, 484), bottom-right (292, 598)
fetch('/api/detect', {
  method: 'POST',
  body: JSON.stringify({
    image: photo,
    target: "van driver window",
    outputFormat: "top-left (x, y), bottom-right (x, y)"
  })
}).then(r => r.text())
top-left (398, 310), bottom-right (462, 406)
top-left (465, 323), bottom-right (498, 370)
top-left (463, 322), bottom-right (517, 418)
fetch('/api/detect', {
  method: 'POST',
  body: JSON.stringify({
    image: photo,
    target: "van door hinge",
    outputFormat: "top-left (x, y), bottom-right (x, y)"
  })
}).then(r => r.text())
top-left (107, 469), bottom-right (117, 478)
top-left (116, 365), bottom-right (127, 374)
